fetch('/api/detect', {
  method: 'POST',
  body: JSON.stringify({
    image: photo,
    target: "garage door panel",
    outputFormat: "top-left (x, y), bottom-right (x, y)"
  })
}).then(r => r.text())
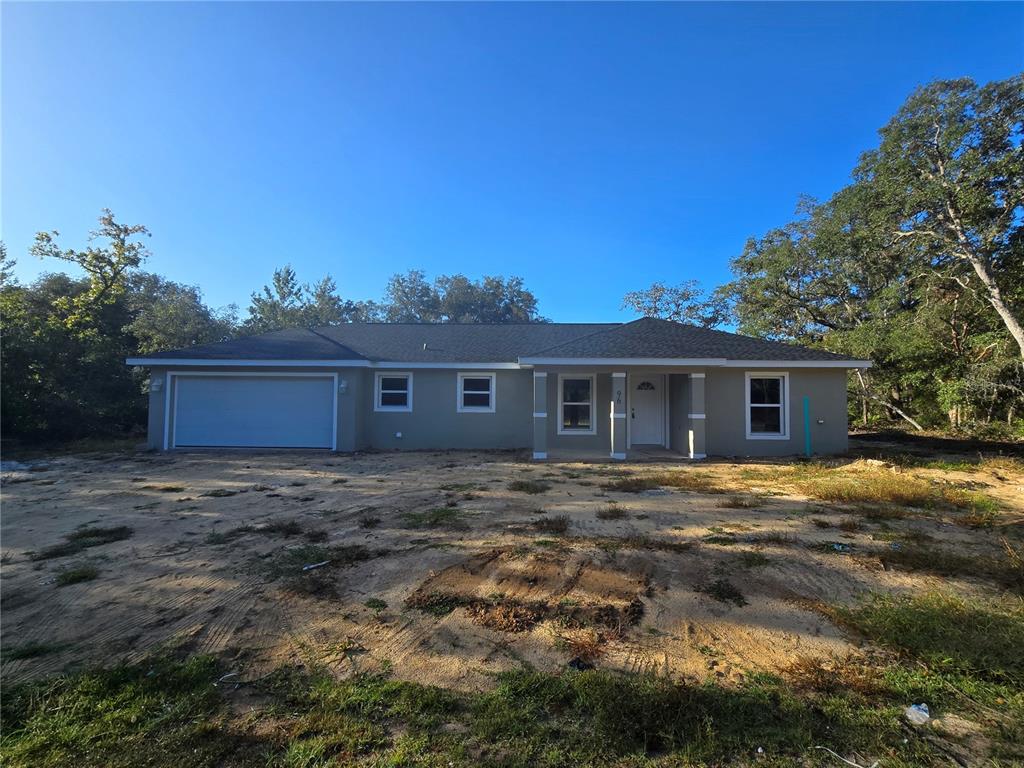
top-left (173, 376), bottom-right (335, 449)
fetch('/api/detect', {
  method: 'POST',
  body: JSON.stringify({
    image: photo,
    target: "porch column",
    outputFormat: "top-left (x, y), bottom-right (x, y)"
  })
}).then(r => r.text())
top-left (532, 371), bottom-right (548, 460)
top-left (610, 371), bottom-right (627, 460)
top-left (688, 373), bottom-right (707, 459)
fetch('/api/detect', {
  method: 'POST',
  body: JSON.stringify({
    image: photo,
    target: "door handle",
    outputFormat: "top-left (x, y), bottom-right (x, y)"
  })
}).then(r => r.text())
top-left (631, 408), bottom-right (635, 419)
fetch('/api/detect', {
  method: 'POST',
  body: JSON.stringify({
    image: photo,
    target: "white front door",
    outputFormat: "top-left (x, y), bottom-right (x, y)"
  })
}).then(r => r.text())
top-left (630, 374), bottom-right (664, 445)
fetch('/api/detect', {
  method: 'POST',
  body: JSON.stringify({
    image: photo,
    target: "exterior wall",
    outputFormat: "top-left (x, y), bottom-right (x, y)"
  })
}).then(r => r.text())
top-left (144, 363), bottom-right (851, 457)
top-left (365, 368), bottom-right (533, 450)
top-left (146, 368), bottom-right (170, 450)
top-left (705, 368), bottom-right (849, 457)
top-left (544, 371), bottom-right (614, 454)
top-left (668, 373), bottom-right (689, 454)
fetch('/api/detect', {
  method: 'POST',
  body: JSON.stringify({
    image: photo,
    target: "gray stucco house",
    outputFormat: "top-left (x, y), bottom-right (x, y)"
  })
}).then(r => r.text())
top-left (126, 318), bottom-right (870, 460)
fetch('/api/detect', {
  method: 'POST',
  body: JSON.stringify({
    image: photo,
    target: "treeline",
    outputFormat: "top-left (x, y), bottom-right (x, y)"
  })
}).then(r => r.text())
top-left (625, 76), bottom-right (1024, 439)
top-left (0, 216), bottom-right (543, 442)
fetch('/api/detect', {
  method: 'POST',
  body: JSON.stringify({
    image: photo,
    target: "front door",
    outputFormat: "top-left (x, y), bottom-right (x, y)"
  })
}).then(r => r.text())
top-left (630, 374), bottom-right (664, 445)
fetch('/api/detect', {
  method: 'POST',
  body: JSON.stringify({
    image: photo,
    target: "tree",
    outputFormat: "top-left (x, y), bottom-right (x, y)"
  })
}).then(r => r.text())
top-left (29, 209), bottom-right (151, 335)
top-left (621, 279), bottom-right (730, 329)
top-left (384, 270), bottom-right (544, 323)
top-left (126, 273), bottom-right (237, 354)
top-left (858, 76), bottom-right (1024, 357)
top-left (718, 76), bottom-right (1024, 433)
top-left (243, 265), bottom-right (379, 332)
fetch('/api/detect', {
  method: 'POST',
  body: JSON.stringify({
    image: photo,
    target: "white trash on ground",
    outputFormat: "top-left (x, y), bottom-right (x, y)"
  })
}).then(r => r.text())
top-left (904, 703), bottom-right (930, 725)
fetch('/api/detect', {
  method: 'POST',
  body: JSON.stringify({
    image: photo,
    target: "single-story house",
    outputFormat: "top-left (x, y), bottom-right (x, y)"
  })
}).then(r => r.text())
top-left (126, 318), bottom-right (870, 460)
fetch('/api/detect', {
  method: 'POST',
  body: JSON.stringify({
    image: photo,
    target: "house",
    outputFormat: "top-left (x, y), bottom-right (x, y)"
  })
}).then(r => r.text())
top-left (125, 318), bottom-right (870, 459)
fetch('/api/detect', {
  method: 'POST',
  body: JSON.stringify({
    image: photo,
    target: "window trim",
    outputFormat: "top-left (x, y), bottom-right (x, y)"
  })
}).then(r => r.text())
top-left (744, 371), bottom-right (789, 440)
top-left (374, 372), bottom-right (413, 413)
top-left (456, 372), bottom-right (496, 413)
top-left (557, 373), bottom-right (597, 436)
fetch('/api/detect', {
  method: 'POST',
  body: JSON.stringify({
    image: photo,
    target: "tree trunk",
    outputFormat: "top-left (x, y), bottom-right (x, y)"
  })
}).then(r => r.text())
top-left (944, 200), bottom-right (1024, 359)
top-left (857, 369), bottom-right (924, 431)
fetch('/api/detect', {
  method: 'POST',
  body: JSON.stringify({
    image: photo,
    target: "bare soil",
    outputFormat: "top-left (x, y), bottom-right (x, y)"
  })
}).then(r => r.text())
top-left (2, 443), bottom-right (1020, 691)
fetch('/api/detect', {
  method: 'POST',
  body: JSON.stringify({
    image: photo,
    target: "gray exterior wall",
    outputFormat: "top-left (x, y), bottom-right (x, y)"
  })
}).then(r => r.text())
top-left (544, 371), bottom-right (614, 454)
top-left (668, 373), bottom-right (689, 454)
top-left (363, 368), bottom-right (532, 450)
top-left (143, 363), bottom-right (851, 457)
top-left (705, 368), bottom-right (849, 457)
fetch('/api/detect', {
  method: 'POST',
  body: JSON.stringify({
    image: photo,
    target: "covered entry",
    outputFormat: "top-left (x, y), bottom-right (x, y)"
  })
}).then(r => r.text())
top-left (629, 373), bottom-right (666, 445)
top-left (169, 373), bottom-right (337, 449)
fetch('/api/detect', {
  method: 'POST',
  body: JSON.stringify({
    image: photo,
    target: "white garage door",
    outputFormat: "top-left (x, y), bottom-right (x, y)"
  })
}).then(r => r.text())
top-left (172, 375), bottom-right (336, 449)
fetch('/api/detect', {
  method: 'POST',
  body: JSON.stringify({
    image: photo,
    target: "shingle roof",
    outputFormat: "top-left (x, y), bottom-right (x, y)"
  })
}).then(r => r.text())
top-left (135, 318), bottom-right (861, 364)
top-left (522, 317), bottom-right (855, 362)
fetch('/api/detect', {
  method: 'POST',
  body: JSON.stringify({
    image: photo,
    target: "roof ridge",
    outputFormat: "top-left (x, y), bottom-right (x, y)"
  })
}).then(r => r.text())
top-left (306, 327), bottom-right (367, 359)
top-left (522, 322), bottom-right (631, 357)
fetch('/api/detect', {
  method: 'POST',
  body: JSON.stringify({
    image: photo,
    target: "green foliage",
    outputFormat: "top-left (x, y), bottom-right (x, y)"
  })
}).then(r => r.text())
top-left (834, 592), bottom-right (1024, 684)
top-left (384, 269), bottom-right (545, 323)
top-left (3, 213), bottom-right (547, 445)
top-left (243, 264), bottom-right (381, 333)
top-left (625, 76), bottom-right (1024, 434)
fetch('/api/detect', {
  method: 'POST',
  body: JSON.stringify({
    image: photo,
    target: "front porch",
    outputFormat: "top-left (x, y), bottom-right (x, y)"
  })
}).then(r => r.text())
top-left (531, 369), bottom-right (707, 461)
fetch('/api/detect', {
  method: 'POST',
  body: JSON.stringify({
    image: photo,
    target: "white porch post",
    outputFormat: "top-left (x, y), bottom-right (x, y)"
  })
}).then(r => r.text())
top-left (532, 371), bottom-right (548, 460)
top-left (688, 373), bottom-right (707, 459)
top-left (610, 372), bottom-right (627, 460)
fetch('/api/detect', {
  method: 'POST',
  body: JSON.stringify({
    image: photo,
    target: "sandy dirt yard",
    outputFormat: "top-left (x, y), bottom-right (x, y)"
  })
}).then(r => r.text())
top-left (2, 443), bottom-right (1021, 693)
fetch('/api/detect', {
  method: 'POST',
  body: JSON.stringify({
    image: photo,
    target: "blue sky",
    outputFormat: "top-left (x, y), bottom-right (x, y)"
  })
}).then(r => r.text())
top-left (3, 2), bottom-right (1022, 322)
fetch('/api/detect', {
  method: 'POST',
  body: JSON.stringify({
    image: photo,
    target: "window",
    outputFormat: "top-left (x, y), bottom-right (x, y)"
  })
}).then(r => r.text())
top-left (457, 373), bottom-right (496, 413)
top-left (745, 372), bottom-right (789, 439)
top-left (558, 374), bottom-right (596, 435)
top-left (375, 372), bottom-right (412, 412)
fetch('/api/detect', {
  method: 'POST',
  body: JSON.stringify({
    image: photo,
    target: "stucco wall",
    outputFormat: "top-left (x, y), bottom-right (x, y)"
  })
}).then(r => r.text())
top-left (144, 363), bottom-right (850, 457)
top-left (705, 368), bottom-right (849, 457)
top-left (543, 372), bottom-right (613, 453)
top-left (365, 368), bottom-right (532, 450)
top-left (668, 373), bottom-right (689, 454)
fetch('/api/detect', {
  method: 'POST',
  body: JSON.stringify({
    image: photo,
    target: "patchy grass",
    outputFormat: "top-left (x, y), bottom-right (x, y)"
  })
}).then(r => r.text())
top-left (595, 504), bottom-right (628, 520)
top-left (694, 578), bottom-right (747, 606)
top-left (199, 488), bottom-right (239, 498)
top-left (55, 565), bottom-right (100, 586)
top-left (771, 465), bottom-right (1000, 512)
top-left (721, 495), bottom-right (760, 509)
top-left (876, 540), bottom-right (1023, 592)
top-left (31, 526), bottom-right (133, 561)
top-left (265, 544), bottom-right (377, 580)
top-left (3, 642), bottom-right (65, 662)
top-left (401, 507), bottom-right (468, 529)
top-left (358, 515), bottom-right (381, 529)
top-left (507, 480), bottom-right (552, 495)
top-left (364, 598), bottom-right (387, 613)
top-left (602, 471), bottom-right (727, 494)
top-left (832, 592), bottom-right (1024, 685)
top-left (532, 515), bottom-right (570, 535)
top-left (1, 647), bottom-right (1000, 767)
top-left (737, 551), bottom-right (771, 568)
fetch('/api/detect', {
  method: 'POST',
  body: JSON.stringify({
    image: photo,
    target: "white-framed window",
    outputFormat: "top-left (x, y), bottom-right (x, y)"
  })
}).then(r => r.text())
top-left (745, 371), bottom-right (789, 440)
top-left (457, 372), bottom-right (496, 413)
top-left (557, 374), bottom-right (596, 435)
top-left (375, 372), bottom-right (413, 412)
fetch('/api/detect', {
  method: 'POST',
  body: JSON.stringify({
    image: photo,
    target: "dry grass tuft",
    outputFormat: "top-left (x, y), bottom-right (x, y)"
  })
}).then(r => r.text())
top-left (602, 472), bottom-right (727, 494)
top-left (784, 655), bottom-right (884, 696)
top-left (596, 504), bottom-right (628, 521)
top-left (533, 515), bottom-right (571, 535)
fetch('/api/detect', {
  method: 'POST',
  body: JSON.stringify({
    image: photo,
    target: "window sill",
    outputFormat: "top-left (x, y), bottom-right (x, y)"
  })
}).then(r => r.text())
top-left (746, 433), bottom-right (789, 440)
top-left (557, 428), bottom-right (597, 436)
top-left (375, 406), bottom-right (413, 413)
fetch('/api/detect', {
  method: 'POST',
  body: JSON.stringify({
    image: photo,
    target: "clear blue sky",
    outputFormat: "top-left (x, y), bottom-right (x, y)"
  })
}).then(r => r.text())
top-left (3, 2), bottom-right (1022, 322)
